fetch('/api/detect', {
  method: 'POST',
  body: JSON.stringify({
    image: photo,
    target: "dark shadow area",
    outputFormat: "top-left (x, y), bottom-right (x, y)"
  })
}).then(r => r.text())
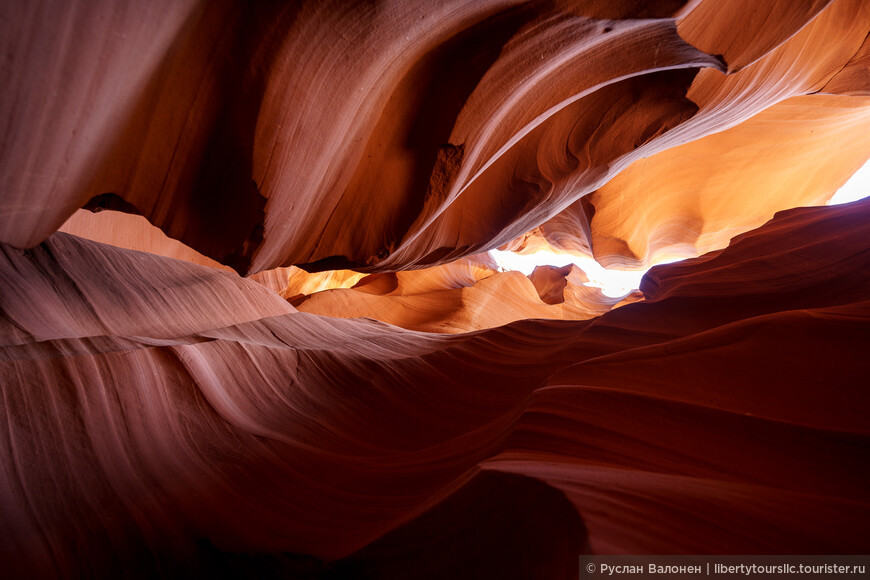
top-left (319, 6), bottom-right (532, 269)
top-left (84, 1), bottom-right (303, 274)
top-left (155, 471), bottom-right (588, 579)
top-left (332, 470), bottom-right (589, 579)
top-left (83, 192), bottom-right (142, 215)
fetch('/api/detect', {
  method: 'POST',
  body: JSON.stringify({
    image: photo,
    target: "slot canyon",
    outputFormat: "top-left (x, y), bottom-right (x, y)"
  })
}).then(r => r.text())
top-left (2, 0), bottom-right (870, 577)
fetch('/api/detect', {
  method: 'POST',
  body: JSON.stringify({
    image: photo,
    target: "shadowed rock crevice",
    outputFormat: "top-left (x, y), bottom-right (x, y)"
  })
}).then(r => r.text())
top-left (333, 471), bottom-right (590, 580)
top-left (311, 7), bottom-right (531, 269)
top-left (80, 2), bottom-right (301, 274)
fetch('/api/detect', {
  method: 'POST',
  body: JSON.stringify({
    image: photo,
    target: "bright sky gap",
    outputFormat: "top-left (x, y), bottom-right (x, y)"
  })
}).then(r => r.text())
top-left (493, 156), bottom-right (870, 298)
top-left (828, 156), bottom-right (870, 205)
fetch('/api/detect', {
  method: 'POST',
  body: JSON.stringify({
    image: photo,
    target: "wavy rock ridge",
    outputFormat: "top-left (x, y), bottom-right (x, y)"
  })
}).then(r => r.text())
top-left (2, 0), bottom-right (870, 577)
top-left (5, 0), bottom-right (870, 274)
top-left (2, 195), bottom-right (869, 577)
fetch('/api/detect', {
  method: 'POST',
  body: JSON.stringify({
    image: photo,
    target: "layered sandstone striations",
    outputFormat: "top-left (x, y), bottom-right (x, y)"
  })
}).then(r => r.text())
top-left (3, 0), bottom-right (869, 274)
top-left (2, 194), bottom-right (869, 577)
top-left (2, 0), bottom-right (870, 578)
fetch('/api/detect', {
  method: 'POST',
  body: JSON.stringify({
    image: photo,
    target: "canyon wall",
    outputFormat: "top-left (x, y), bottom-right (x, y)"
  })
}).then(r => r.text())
top-left (2, 0), bottom-right (870, 577)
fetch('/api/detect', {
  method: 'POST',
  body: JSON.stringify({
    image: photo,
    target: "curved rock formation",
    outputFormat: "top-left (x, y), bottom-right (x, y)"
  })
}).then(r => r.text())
top-left (292, 259), bottom-right (635, 333)
top-left (2, 0), bottom-right (870, 577)
top-left (4, 0), bottom-right (868, 274)
top-left (517, 94), bottom-right (870, 268)
top-left (2, 195), bottom-right (869, 577)
top-left (59, 209), bottom-right (235, 272)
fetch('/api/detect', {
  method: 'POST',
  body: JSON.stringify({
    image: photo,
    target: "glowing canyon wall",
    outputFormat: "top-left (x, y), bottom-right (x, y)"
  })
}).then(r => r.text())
top-left (2, 0), bottom-right (870, 577)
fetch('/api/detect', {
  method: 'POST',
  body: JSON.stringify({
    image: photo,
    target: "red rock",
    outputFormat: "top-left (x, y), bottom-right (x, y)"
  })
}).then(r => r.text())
top-left (1, 1), bottom-right (870, 576)
top-left (7, 1), bottom-right (868, 274)
top-left (2, 197), bottom-right (869, 576)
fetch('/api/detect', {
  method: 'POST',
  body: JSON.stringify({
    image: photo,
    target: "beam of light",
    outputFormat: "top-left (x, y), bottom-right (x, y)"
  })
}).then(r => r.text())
top-left (828, 157), bottom-right (870, 205)
top-left (489, 249), bottom-right (679, 298)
